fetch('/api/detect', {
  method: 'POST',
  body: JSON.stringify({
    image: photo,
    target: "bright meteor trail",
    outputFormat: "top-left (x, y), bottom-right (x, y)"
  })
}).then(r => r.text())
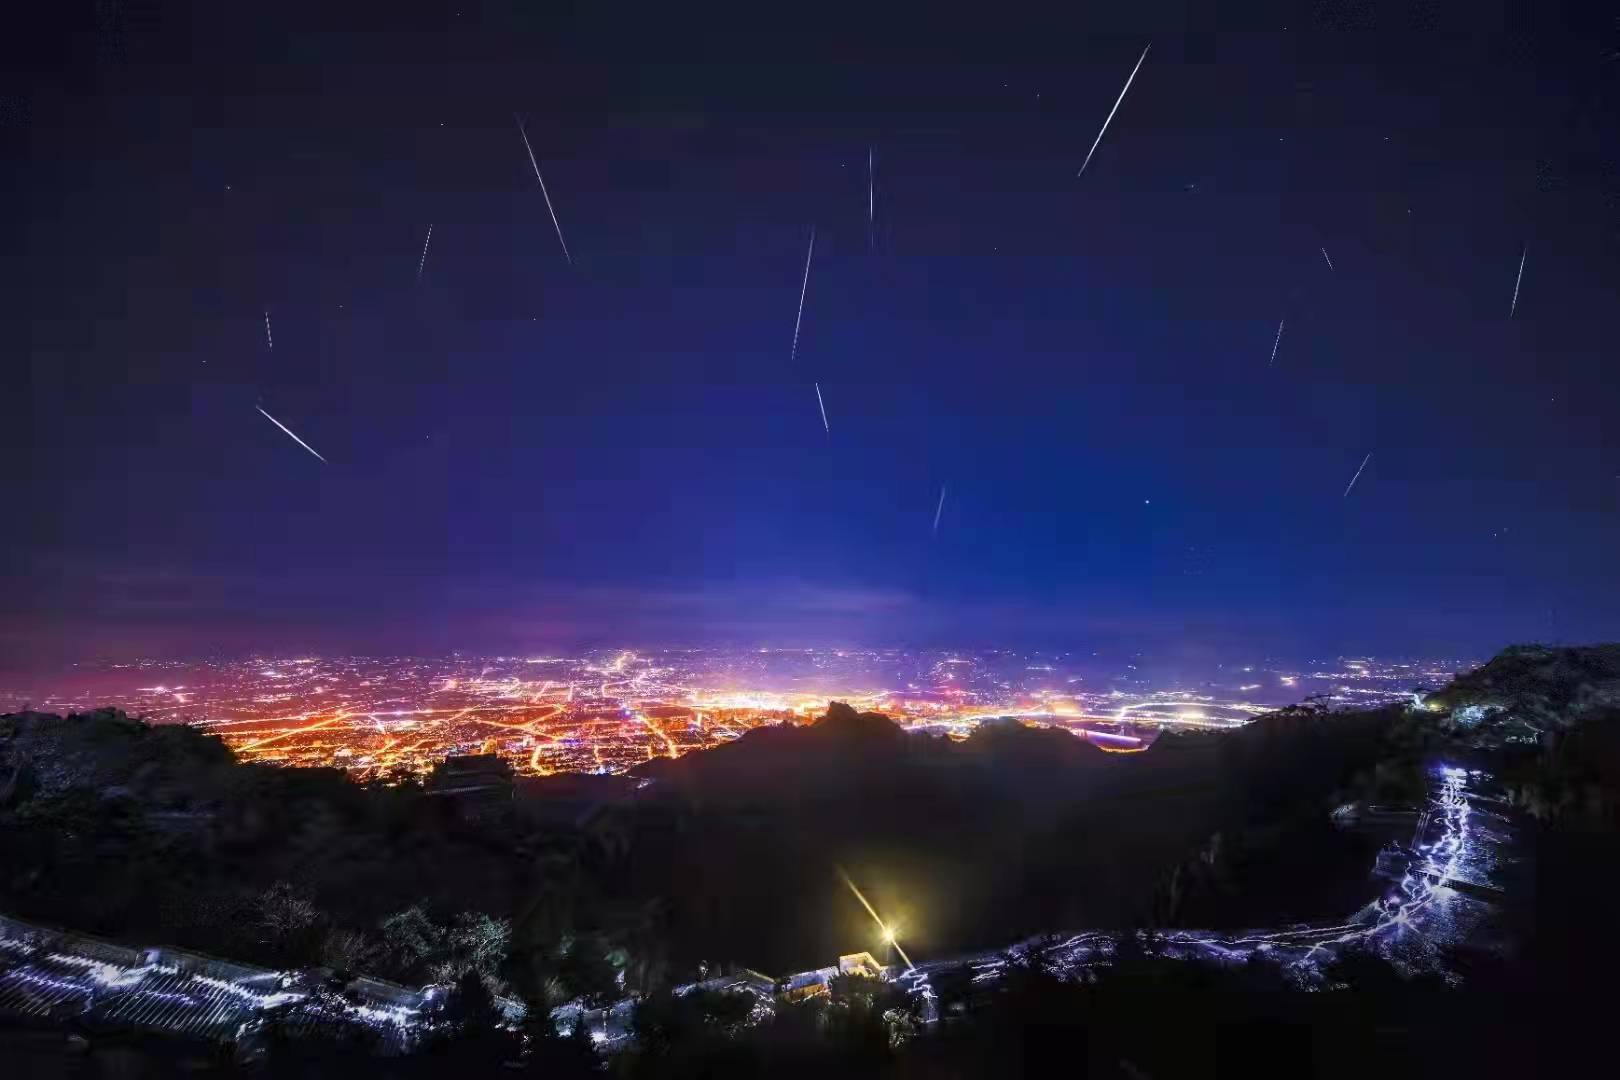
top-left (514, 114), bottom-right (572, 265)
top-left (1510, 245), bottom-right (1526, 318)
top-left (417, 224), bottom-right (433, 282)
top-left (1269, 318), bottom-right (1285, 365)
top-left (867, 146), bottom-right (875, 250)
top-left (1077, 42), bottom-right (1150, 178)
top-left (1320, 247), bottom-right (1335, 271)
top-left (1343, 452), bottom-right (1372, 498)
top-left (256, 406), bottom-right (327, 464)
top-left (814, 381), bottom-right (829, 435)
top-left (792, 225), bottom-right (816, 361)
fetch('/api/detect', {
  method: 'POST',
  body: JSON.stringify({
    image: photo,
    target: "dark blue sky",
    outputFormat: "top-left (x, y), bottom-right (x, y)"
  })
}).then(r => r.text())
top-left (7, 3), bottom-right (1619, 664)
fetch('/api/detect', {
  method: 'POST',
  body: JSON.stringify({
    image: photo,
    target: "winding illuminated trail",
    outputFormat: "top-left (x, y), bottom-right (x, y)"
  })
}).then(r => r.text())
top-left (896, 763), bottom-right (1501, 1017)
top-left (0, 917), bottom-right (466, 1049)
top-left (0, 766), bottom-right (1507, 1052)
top-left (569, 762), bottom-right (1509, 1045)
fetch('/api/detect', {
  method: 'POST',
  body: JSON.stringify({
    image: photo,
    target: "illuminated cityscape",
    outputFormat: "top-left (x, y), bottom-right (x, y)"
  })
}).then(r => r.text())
top-left (2, 649), bottom-right (1470, 780)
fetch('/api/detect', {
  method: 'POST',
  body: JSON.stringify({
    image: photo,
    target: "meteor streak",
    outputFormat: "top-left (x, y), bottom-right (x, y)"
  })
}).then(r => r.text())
top-left (933, 483), bottom-right (947, 535)
top-left (868, 146), bottom-right (874, 224)
top-left (867, 146), bottom-right (875, 249)
top-left (814, 381), bottom-right (830, 435)
top-left (514, 114), bottom-right (572, 265)
top-left (1510, 244), bottom-right (1526, 318)
top-left (256, 406), bottom-right (327, 463)
top-left (1320, 247), bottom-right (1335, 271)
top-left (417, 224), bottom-right (433, 282)
top-left (1343, 452), bottom-right (1372, 498)
top-left (792, 225), bottom-right (816, 361)
top-left (1269, 318), bottom-right (1285, 365)
top-left (264, 311), bottom-right (273, 351)
top-left (1077, 42), bottom-right (1151, 178)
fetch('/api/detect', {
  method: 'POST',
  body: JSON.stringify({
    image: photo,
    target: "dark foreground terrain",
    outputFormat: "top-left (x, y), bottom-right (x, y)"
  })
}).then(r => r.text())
top-left (3, 643), bottom-right (1619, 1077)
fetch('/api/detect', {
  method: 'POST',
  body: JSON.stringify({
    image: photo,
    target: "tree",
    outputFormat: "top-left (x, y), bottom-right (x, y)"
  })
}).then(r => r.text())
top-left (257, 881), bottom-right (321, 963)
top-left (929, 963), bottom-right (978, 1017)
top-left (443, 911), bottom-right (511, 987)
top-left (557, 931), bottom-right (621, 1007)
top-left (523, 1006), bottom-right (600, 1078)
top-left (378, 905), bottom-right (445, 980)
top-left (411, 968), bottom-right (523, 1074)
top-left (319, 927), bottom-right (377, 974)
top-left (443, 968), bottom-right (500, 1031)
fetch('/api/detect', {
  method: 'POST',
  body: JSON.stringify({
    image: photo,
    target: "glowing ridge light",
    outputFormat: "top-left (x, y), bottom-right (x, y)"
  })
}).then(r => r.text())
top-left (1081, 729), bottom-right (1142, 745)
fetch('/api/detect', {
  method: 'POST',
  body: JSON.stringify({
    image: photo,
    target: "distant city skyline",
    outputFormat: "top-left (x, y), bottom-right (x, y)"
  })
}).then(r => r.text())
top-left (1, 647), bottom-right (1469, 781)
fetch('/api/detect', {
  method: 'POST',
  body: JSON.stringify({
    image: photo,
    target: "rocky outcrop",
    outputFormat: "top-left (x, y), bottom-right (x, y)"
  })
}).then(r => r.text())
top-left (1427, 644), bottom-right (1620, 740)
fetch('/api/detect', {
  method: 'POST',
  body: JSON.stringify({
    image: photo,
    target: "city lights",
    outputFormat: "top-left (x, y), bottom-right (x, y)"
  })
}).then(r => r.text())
top-left (8, 650), bottom-right (1466, 782)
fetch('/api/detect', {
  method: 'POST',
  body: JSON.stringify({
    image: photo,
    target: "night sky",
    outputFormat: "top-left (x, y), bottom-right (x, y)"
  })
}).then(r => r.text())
top-left (7, 3), bottom-right (1620, 664)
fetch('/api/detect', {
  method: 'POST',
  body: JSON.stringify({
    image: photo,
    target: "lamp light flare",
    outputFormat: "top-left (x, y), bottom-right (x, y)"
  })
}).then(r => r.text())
top-left (933, 483), bottom-right (947, 535)
top-left (1343, 452), bottom-right (1372, 498)
top-left (814, 381), bottom-right (830, 435)
top-left (1320, 247), bottom-right (1335, 272)
top-left (837, 868), bottom-right (914, 971)
top-left (417, 224), bottom-right (433, 282)
top-left (1510, 244), bottom-right (1527, 318)
top-left (256, 406), bottom-right (327, 463)
top-left (1269, 318), bottom-right (1284, 365)
top-left (1077, 42), bottom-right (1151, 178)
top-left (792, 225), bottom-right (816, 361)
top-left (514, 113), bottom-right (572, 265)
